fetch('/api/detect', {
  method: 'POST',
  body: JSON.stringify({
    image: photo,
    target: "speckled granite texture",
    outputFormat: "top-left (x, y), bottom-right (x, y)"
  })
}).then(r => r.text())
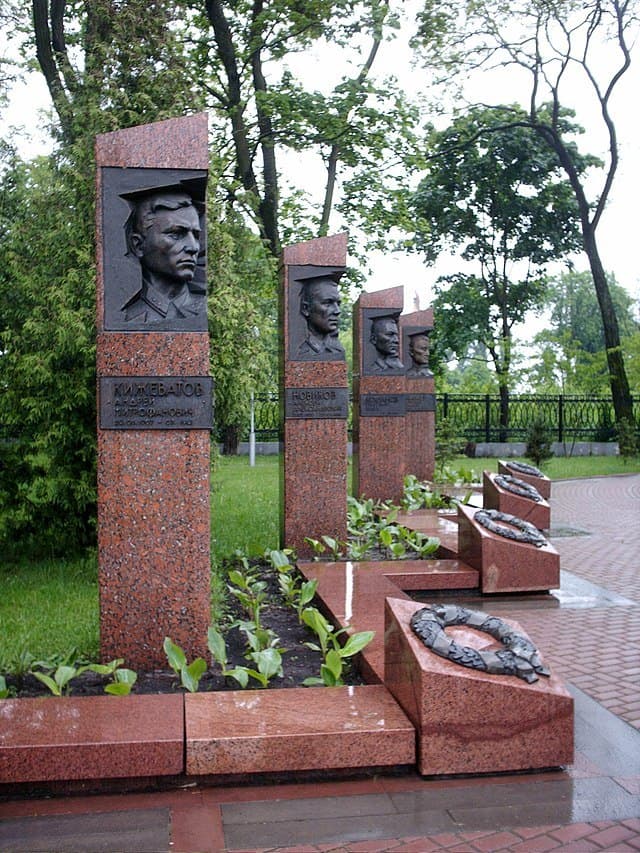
top-left (384, 597), bottom-right (574, 776)
top-left (0, 695), bottom-right (183, 782)
top-left (353, 286), bottom-right (406, 503)
top-left (95, 115), bottom-right (211, 669)
top-left (280, 234), bottom-right (349, 556)
top-left (498, 459), bottom-right (552, 500)
top-left (400, 309), bottom-right (435, 483)
top-left (483, 470), bottom-right (551, 530)
top-left (457, 503), bottom-right (560, 593)
top-left (185, 686), bottom-right (415, 775)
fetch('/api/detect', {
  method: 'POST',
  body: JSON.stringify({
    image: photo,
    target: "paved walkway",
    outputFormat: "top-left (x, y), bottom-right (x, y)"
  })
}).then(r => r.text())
top-left (1, 475), bottom-right (639, 852)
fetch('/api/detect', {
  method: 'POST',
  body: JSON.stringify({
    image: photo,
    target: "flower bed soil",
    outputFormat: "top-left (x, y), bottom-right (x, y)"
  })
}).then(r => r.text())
top-left (6, 562), bottom-right (365, 698)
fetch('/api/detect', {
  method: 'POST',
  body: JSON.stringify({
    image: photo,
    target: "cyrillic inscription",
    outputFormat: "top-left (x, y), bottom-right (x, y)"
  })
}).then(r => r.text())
top-left (100, 376), bottom-right (213, 429)
top-left (285, 387), bottom-right (349, 419)
top-left (360, 394), bottom-right (406, 417)
top-left (405, 393), bottom-right (436, 412)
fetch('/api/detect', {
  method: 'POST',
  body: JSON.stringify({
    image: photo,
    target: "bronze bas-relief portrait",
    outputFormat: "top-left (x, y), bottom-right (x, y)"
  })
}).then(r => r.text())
top-left (407, 332), bottom-right (433, 378)
top-left (296, 276), bottom-right (345, 358)
top-left (122, 190), bottom-right (205, 325)
top-left (369, 315), bottom-right (404, 372)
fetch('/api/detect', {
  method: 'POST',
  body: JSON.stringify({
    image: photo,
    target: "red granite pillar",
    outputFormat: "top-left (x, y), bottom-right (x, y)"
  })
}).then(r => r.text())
top-left (400, 309), bottom-right (435, 482)
top-left (280, 234), bottom-right (349, 557)
top-left (352, 287), bottom-right (406, 504)
top-left (96, 114), bottom-right (211, 669)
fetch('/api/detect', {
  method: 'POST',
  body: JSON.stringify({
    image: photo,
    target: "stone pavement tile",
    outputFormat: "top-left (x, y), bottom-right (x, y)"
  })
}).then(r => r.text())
top-left (616, 777), bottom-right (640, 794)
top-left (222, 809), bottom-right (458, 850)
top-left (391, 840), bottom-right (447, 852)
top-left (588, 824), bottom-right (640, 847)
top-left (549, 822), bottom-right (597, 843)
top-left (507, 836), bottom-right (561, 852)
top-left (170, 800), bottom-right (225, 853)
top-left (469, 831), bottom-right (532, 852)
top-left (556, 842), bottom-right (601, 852)
top-left (0, 807), bottom-right (170, 853)
top-left (222, 793), bottom-right (397, 825)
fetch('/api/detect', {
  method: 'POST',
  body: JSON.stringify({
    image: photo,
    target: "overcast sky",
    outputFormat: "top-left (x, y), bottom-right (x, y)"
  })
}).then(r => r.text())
top-left (5, 4), bottom-right (639, 324)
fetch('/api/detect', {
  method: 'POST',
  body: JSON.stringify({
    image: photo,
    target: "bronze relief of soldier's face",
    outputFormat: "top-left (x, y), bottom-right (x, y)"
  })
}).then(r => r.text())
top-left (130, 203), bottom-right (201, 286)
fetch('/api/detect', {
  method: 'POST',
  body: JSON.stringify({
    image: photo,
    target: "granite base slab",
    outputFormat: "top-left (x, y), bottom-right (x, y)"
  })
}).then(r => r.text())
top-left (483, 471), bottom-right (551, 531)
top-left (0, 695), bottom-right (184, 783)
top-left (457, 504), bottom-right (560, 593)
top-left (296, 559), bottom-right (478, 682)
top-left (384, 597), bottom-right (574, 776)
top-left (185, 686), bottom-right (415, 775)
top-left (393, 509), bottom-right (460, 558)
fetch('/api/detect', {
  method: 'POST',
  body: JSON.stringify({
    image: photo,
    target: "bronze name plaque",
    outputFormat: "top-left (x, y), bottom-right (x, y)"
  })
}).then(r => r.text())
top-left (285, 387), bottom-right (349, 419)
top-left (360, 394), bottom-right (406, 417)
top-left (405, 393), bottom-right (436, 412)
top-left (100, 376), bottom-right (213, 429)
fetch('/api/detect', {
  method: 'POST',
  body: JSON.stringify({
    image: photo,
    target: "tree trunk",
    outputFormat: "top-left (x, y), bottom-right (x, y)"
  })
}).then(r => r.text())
top-left (498, 381), bottom-right (509, 443)
top-left (536, 123), bottom-right (635, 429)
top-left (222, 424), bottom-right (240, 455)
top-left (583, 225), bottom-right (634, 426)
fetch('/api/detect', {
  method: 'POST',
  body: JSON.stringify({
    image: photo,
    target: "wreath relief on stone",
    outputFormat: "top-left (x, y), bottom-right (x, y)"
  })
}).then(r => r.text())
top-left (410, 604), bottom-right (551, 684)
top-left (474, 508), bottom-right (548, 548)
top-left (495, 474), bottom-right (543, 503)
top-left (506, 460), bottom-right (544, 478)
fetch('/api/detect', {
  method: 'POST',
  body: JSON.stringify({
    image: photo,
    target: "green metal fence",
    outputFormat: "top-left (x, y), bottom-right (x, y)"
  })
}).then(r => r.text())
top-left (242, 393), bottom-right (637, 443)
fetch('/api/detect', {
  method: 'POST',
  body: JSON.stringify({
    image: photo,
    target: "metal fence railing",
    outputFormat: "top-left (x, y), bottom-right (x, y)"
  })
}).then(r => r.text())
top-left (238, 393), bottom-right (637, 444)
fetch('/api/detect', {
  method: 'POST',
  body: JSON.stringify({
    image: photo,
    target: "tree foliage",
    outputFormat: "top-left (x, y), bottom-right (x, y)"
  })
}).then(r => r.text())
top-left (411, 107), bottom-right (586, 436)
top-left (414, 0), bottom-right (638, 426)
top-left (526, 270), bottom-right (639, 394)
top-left (200, 0), bottom-right (425, 258)
top-left (0, 0), bottom-right (204, 551)
top-left (0, 150), bottom-right (96, 553)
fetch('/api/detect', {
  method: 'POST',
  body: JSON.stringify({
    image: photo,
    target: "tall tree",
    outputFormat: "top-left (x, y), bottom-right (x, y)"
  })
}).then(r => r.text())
top-left (415, 0), bottom-right (638, 429)
top-left (527, 270), bottom-right (639, 394)
top-left (411, 107), bottom-right (587, 438)
top-left (0, 1), bottom-right (204, 550)
top-left (201, 0), bottom-right (423, 258)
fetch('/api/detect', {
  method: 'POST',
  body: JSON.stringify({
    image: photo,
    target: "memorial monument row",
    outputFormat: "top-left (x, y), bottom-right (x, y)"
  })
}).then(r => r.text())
top-left (89, 114), bottom-right (572, 782)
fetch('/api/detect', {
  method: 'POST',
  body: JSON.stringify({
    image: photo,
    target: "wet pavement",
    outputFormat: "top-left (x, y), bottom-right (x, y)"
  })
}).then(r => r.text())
top-left (0, 474), bottom-right (639, 852)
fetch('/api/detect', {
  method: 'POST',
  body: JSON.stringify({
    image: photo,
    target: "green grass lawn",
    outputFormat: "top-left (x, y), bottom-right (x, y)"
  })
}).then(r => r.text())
top-left (1, 450), bottom-right (638, 672)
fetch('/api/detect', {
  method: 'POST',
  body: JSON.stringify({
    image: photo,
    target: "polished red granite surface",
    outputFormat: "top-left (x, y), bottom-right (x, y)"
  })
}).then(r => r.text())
top-left (400, 309), bottom-right (435, 483)
top-left (185, 686), bottom-right (415, 775)
top-left (95, 115), bottom-right (211, 668)
top-left (353, 286), bottom-right (406, 503)
top-left (0, 695), bottom-right (184, 783)
top-left (297, 559), bottom-right (479, 683)
top-left (457, 503), bottom-right (560, 593)
top-left (483, 470), bottom-right (551, 530)
top-left (281, 235), bottom-right (349, 556)
top-left (384, 597), bottom-right (574, 776)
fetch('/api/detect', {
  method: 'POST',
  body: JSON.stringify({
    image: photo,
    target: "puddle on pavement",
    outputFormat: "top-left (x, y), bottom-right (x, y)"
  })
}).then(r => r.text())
top-left (412, 570), bottom-right (636, 611)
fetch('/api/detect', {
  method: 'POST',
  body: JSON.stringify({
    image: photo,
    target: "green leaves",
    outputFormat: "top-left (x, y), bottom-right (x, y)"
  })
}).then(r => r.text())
top-left (163, 637), bottom-right (207, 694)
top-left (301, 606), bottom-right (374, 687)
